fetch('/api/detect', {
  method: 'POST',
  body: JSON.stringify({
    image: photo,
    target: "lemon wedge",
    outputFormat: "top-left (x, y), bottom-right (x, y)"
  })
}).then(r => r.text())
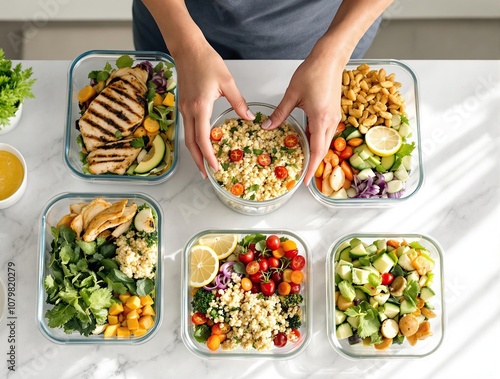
top-left (189, 245), bottom-right (219, 288)
top-left (365, 126), bottom-right (402, 157)
top-left (197, 234), bottom-right (239, 260)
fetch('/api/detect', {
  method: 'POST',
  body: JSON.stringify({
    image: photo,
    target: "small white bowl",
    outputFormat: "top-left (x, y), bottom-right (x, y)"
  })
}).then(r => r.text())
top-left (0, 143), bottom-right (27, 209)
top-left (0, 103), bottom-right (23, 135)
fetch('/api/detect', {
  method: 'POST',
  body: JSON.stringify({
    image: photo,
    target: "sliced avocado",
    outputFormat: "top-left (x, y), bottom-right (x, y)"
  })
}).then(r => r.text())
top-left (134, 134), bottom-right (166, 174)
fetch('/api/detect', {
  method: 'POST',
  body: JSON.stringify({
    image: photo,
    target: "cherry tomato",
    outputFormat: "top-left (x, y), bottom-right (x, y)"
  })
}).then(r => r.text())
top-left (333, 137), bottom-right (347, 152)
top-left (339, 145), bottom-right (353, 160)
top-left (245, 261), bottom-right (260, 275)
top-left (266, 235), bottom-right (281, 251)
top-left (212, 322), bottom-right (230, 335)
top-left (282, 268), bottom-right (293, 283)
top-left (230, 183), bottom-right (244, 196)
top-left (191, 312), bottom-right (208, 325)
top-left (239, 250), bottom-right (254, 264)
top-left (285, 248), bottom-right (299, 259)
top-left (290, 270), bottom-right (304, 284)
top-left (278, 281), bottom-right (291, 296)
top-left (335, 121), bottom-right (346, 136)
top-left (287, 329), bottom-right (301, 343)
top-left (259, 258), bottom-right (269, 272)
top-left (207, 335), bottom-right (221, 351)
top-left (229, 149), bottom-right (244, 162)
top-left (290, 282), bottom-right (301, 294)
top-left (281, 240), bottom-right (297, 252)
top-left (249, 271), bottom-right (264, 283)
top-left (268, 257), bottom-right (280, 269)
top-left (217, 334), bottom-right (227, 343)
top-left (241, 277), bottom-right (253, 291)
top-left (272, 247), bottom-right (285, 258)
top-left (381, 272), bottom-right (395, 285)
top-left (284, 135), bottom-right (298, 148)
top-left (248, 243), bottom-right (257, 253)
top-left (291, 255), bottom-right (306, 271)
top-left (210, 127), bottom-right (223, 141)
top-left (260, 279), bottom-right (276, 296)
top-left (251, 283), bottom-right (260, 293)
top-left (257, 153), bottom-right (271, 167)
top-left (274, 166), bottom-right (288, 180)
top-left (273, 332), bottom-right (287, 347)
top-left (271, 270), bottom-right (283, 284)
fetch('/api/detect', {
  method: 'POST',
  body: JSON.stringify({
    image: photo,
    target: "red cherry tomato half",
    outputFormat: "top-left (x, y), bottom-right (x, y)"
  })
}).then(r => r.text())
top-left (274, 166), bottom-right (288, 180)
top-left (230, 183), bottom-right (244, 196)
top-left (229, 149), bottom-right (244, 162)
top-left (284, 135), bottom-right (298, 148)
top-left (290, 282), bottom-right (301, 294)
top-left (268, 257), bottom-right (280, 269)
top-left (271, 270), bottom-right (283, 284)
top-left (210, 127), bottom-right (223, 141)
top-left (274, 332), bottom-right (287, 347)
top-left (291, 255), bottom-right (306, 271)
top-left (381, 272), bottom-right (395, 285)
top-left (257, 153), bottom-right (271, 167)
top-left (191, 312), bottom-right (208, 325)
top-left (259, 258), bottom-right (269, 272)
top-left (239, 250), bottom-right (254, 264)
top-left (260, 279), bottom-right (276, 296)
top-left (285, 248), bottom-right (299, 259)
top-left (245, 261), bottom-right (260, 275)
top-left (287, 329), bottom-right (301, 343)
top-left (266, 235), bottom-right (281, 251)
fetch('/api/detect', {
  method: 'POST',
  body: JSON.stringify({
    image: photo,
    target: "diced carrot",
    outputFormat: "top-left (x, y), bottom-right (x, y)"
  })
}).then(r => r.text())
top-left (333, 137), bottom-right (347, 152)
top-left (342, 178), bottom-right (351, 190)
top-left (387, 239), bottom-right (401, 249)
top-left (286, 180), bottom-right (296, 190)
top-left (78, 85), bottom-right (97, 103)
top-left (315, 160), bottom-right (325, 177)
top-left (347, 137), bottom-right (364, 147)
top-left (335, 121), bottom-right (346, 136)
top-left (140, 295), bottom-right (154, 306)
top-left (340, 160), bottom-right (354, 182)
top-left (314, 176), bottom-right (322, 192)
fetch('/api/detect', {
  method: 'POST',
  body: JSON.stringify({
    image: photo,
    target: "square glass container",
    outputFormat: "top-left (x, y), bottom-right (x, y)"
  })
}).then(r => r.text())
top-left (308, 59), bottom-right (423, 207)
top-left (326, 233), bottom-right (444, 359)
top-left (205, 102), bottom-right (310, 215)
top-left (37, 192), bottom-right (163, 344)
top-left (64, 50), bottom-right (179, 184)
top-left (181, 229), bottom-right (312, 359)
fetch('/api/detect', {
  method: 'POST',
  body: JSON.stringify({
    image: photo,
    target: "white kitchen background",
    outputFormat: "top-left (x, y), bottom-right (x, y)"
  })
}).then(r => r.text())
top-left (0, 0), bottom-right (499, 60)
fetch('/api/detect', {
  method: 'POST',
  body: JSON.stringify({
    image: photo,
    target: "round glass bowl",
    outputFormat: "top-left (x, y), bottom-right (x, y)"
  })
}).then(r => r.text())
top-left (0, 143), bottom-right (27, 209)
top-left (64, 50), bottom-right (179, 185)
top-left (205, 102), bottom-right (310, 215)
top-left (308, 60), bottom-right (423, 208)
top-left (37, 192), bottom-right (163, 344)
top-left (326, 233), bottom-right (445, 359)
top-left (181, 229), bottom-right (312, 359)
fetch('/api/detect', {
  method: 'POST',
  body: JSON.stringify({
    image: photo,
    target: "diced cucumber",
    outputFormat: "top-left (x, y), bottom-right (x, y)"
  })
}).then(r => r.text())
top-left (126, 163), bottom-right (138, 175)
top-left (349, 153), bottom-right (366, 170)
top-left (336, 323), bottom-right (353, 340)
top-left (365, 244), bottom-right (378, 255)
top-left (406, 270), bottom-right (420, 283)
top-left (335, 241), bottom-right (351, 257)
top-left (397, 253), bottom-right (415, 271)
top-left (351, 268), bottom-right (371, 285)
top-left (357, 168), bottom-right (375, 181)
top-left (420, 286), bottom-right (436, 302)
top-left (353, 144), bottom-right (366, 154)
top-left (395, 245), bottom-right (410, 257)
top-left (394, 165), bottom-right (409, 181)
top-left (387, 250), bottom-right (398, 265)
top-left (338, 247), bottom-right (352, 262)
top-left (166, 77), bottom-right (177, 91)
top-left (373, 253), bottom-right (395, 274)
top-left (391, 114), bottom-right (401, 127)
top-left (402, 155), bottom-right (412, 171)
top-left (337, 264), bottom-right (352, 281)
top-left (350, 238), bottom-right (364, 248)
top-left (375, 239), bottom-right (387, 251)
top-left (352, 260), bottom-right (362, 268)
top-left (369, 297), bottom-right (379, 309)
top-left (381, 155), bottom-right (395, 171)
top-left (387, 180), bottom-right (404, 194)
top-left (335, 309), bottom-right (347, 325)
top-left (400, 299), bottom-right (417, 314)
top-left (350, 243), bottom-right (368, 257)
top-left (359, 146), bottom-right (374, 160)
top-left (354, 288), bottom-right (367, 302)
top-left (347, 316), bottom-right (359, 329)
top-left (416, 314), bottom-right (426, 324)
top-left (373, 292), bottom-right (390, 305)
top-left (382, 302), bottom-right (400, 319)
top-left (346, 129), bottom-right (362, 141)
top-left (398, 122), bottom-right (411, 138)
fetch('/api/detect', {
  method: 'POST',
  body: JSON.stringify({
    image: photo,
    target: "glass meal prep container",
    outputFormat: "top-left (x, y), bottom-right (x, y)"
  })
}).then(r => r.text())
top-left (205, 102), bottom-right (310, 215)
top-left (37, 192), bottom-right (163, 344)
top-left (64, 50), bottom-right (179, 184)
top-left (308, 59), bottom-right (424, 208)
top-left (326, 233), bottom-right (445, 359)
top-left (181, 229), bottom-right (312, 359)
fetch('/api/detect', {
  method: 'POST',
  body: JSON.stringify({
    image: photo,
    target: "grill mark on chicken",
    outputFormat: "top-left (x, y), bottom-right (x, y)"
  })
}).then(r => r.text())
top-left (87, 138), bottom-right (141, 175)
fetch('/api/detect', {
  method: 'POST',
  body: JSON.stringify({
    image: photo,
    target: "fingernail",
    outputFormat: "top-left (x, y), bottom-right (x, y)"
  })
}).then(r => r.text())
top-left (261, 119), bottom-right (271, 129)
top-left (200, 171), bottom-right (207, 179)
top-left (247, 109), bottom-right (255, 119)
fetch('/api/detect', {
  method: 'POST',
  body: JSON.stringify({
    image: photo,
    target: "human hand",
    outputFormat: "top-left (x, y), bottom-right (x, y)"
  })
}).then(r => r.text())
top-left (175, 43), bottom-right (255, 177)
top-left (262, 55), bottom-right (345, 185)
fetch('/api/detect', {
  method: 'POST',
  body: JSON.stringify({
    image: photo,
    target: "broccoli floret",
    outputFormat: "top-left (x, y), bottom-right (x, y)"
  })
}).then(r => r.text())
top-left (191, 288), bottom-right (215, 314)
top-left (280, 293), bottom-right (303, 308)
top-left (287, 314), bottom-right (302, 330)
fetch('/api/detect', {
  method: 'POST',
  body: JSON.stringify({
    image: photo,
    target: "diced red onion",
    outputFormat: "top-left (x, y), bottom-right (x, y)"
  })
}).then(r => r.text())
top-left (137, 61), bottom-right (154, 79)
top-left (220, 261), bottom-right (237, 278)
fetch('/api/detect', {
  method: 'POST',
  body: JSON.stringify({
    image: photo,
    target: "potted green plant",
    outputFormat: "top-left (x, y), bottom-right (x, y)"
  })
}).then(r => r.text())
top-left (0, 48), bottom-right (36, 134)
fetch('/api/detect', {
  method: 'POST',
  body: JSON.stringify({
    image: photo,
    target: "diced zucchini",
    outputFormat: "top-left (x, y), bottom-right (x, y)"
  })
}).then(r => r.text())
top-left (373, 292), bottom-right (390, 306)
top-left (382, 302), bottom-right (400, 319)
top-left (347, 316), bottom-right (359, 329)
top-left (373, 253), bottom-right (395, 274)
top-left (420, 286), bottom-right (436, 302)
top-left (400, 299), bottom-right (417, 315)
top-left (335, 309), bottom-right (347, 325)
top-left (398, 123), bottom-right (411, 138)
top-left (402, 155), bottom-right (412, 171)
top-left (351, 268), bottom-right (371, 285)
top-left (349, 153), bottom-right (366, 170)
top-left (336, 323), bottom-right (353, 340)
top-left (406, 270), bottom-right (420, 283)
top-left (338, 247), bottom-right (352, 262)
top-left (350, 243), bottom-right (368, 257)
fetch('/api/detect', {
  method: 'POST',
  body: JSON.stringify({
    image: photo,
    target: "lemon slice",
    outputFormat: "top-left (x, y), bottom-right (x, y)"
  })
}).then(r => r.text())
top-left (197, 234), bottom-right (239, 260)
top-left (189, 245), bottom-right (219, 288)
top-left (365, 126), bottom-right (402, 157)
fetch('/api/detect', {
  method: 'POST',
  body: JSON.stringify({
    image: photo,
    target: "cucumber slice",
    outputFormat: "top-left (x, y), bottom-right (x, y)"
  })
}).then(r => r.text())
top-left (166, 77), bottom-right (176, 91)
top-left (351, 268), bottom-right (370, 285)
top-left (336, 323), bottom-right (353, 340)
top-left (134, 134), bottom-right (166, 174)
top-left (373, 253), bottom-right (395, 274)
top-left (347, 316), bottom-right (359, 329)
top-left (335, 309), bottom-right (347, 325)
top-left (350, 243), bottom-right (368, 257)
top-left (346, 129), bottom-right (362, 141)
top-left (349, 153), bottom-right (366, 170)
top-left (400, 299), bottom-right (417, 315)
top-left (420, 287), bottom-right (436, 302)
top-left (381, 155), bottom-right (395, 171)
top-left (382, 302), bottom-right (400, 319)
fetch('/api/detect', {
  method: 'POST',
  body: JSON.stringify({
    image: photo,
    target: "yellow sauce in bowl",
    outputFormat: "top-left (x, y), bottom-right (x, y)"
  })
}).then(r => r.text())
top-left (0, 150), bottom-right (25, 200)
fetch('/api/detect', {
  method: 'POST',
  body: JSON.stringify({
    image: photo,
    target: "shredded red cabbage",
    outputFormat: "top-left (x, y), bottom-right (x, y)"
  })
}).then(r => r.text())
top-left (151, 70), bottom-right (167, 94)
top-left (353, 172), bottom-right (403, 199)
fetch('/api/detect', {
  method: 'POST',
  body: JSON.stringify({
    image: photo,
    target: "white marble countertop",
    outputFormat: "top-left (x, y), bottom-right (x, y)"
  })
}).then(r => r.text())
top-left (0, 60), bottom-right (499, 378)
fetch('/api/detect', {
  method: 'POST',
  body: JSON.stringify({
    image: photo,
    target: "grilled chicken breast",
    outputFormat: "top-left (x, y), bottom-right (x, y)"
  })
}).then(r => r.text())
top-left (79, 67), bottom-right (148, 152)
top-left (86, 137), bottom-right (141, 175)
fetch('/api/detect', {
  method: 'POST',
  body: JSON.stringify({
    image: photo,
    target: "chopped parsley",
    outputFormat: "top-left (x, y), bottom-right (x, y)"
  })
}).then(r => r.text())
top-left (130, 137), bottom-right (147, 149)
top-left (253, 149), bottom-right (263, 155)
top-left (115, 130), bottom-right (123, 140)
top-left (243, 146), bottom-right (252, 154)
top-left (254, 112), bottom-right (262, 123)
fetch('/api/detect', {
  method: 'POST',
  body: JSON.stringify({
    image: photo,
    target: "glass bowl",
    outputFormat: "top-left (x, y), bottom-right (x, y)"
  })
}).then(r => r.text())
top-left (181, 229), bottom-right (312, 359)
top-left (326, 233), bottom-right (444, 359)
top-left (205, 102), bottom-right (310, 215)
top-left (308, 60), bottom-right (423, 207)
top-left (0, 143), bottom-right (27, 209)
top-left (37, 192), bottom-right (163, 344)
top-left (64, 50), bottom-right (179, 184)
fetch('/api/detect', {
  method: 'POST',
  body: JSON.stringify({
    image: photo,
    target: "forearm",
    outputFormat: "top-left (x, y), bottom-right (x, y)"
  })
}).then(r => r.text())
top-left (141, 0), bottom-right (207, 56)
top-left (311, 0), bottom-right (393, 64)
